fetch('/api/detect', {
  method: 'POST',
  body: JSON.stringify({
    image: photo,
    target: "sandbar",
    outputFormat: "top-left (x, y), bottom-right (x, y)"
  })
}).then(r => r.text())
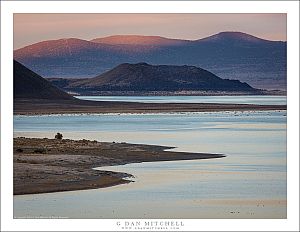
top-left (14, 98), bottom-right (286, 115)
top-left (14, 137), bottom-right (225, 195)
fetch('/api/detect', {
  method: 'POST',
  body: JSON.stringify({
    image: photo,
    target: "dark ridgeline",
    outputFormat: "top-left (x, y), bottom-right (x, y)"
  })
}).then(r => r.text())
top-left (14, 31), bottom-right (287, 90)
top-left (13, 60), bottom-right (73, 100)
top-left (61, 63), bottom-right (256, 93)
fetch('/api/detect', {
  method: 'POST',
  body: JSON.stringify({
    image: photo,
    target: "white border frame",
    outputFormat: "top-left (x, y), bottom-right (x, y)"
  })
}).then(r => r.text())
top-left (1, 1), bottom-right (299, 231)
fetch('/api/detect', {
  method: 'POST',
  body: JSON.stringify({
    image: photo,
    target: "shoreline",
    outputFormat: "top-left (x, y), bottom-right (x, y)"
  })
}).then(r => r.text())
top-left (14, 109), bottom-right (286, 117)
top-left (68, 90), bottom-right (287, 96)
top-left (14, 137), bottom-right (225, 195)
top-left (14, 99), bottom-right (287, 115)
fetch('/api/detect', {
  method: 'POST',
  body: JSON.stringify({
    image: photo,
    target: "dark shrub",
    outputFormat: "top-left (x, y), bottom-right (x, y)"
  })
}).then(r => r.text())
top-left (55, 133), bottom-right (63, 140)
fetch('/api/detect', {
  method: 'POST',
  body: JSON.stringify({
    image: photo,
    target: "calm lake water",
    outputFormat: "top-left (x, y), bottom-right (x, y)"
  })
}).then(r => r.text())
top-left (76, 95), bottom-right (287, 105)
top-left (13, 96), bottom-right (287, 219)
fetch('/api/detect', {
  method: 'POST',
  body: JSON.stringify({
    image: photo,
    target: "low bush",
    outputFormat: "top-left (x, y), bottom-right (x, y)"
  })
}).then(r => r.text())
top-left (55, 133), bottom-right (63, 140)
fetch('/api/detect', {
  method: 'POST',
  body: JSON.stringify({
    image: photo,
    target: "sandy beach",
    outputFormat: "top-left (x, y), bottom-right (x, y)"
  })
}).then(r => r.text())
top-left (14, 137), bottom-right (225, 195)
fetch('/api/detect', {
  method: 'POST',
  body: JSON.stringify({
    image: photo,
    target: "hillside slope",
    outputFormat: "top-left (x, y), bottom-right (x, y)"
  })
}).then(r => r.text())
top-left (14, 60), bottom-right (73, 100)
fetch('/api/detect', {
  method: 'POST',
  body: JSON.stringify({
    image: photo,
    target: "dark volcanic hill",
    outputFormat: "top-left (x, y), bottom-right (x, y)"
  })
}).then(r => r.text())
top-left (14, 32), bottom-right (287, 90)
top-left (14, 60), bottom-right (73, 100)
top-left (61, 63), bottom-right (256, 93)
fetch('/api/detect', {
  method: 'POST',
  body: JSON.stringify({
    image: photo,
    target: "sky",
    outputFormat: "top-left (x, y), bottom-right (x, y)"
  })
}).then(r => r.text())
top-left (14, 13), bottom-right (286, 49)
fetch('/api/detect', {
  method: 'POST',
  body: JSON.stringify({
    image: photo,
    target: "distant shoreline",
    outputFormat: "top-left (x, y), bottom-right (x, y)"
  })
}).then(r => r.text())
top-left (14, 137), bottom-right (225, 195)
top-left (14, 98), bottom-right (287, 115)
top-left (66, 90), bottom-right (287, 96)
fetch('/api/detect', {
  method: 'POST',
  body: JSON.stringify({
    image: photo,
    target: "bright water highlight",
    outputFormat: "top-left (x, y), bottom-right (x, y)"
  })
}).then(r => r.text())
top-left (76, 95), bottom-right (287, 105)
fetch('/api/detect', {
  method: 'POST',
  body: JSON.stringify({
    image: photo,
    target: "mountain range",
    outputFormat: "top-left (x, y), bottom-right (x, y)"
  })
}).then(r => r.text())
top-left (14, 31), bottom-right (287, 90)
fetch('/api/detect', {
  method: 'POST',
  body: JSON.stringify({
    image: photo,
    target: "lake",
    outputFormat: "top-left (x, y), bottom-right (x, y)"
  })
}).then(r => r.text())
top-left (13, 96), bottom-right (287, 219)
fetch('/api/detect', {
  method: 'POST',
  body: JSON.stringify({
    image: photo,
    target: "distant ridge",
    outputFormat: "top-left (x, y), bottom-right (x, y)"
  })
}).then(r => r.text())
top-left (91, 35), bottom-right (189, 46)
top-left (14, 31), bottom-right (287, 90)
top-left (14, 60), bottom-right (73, 100)
top-left (197, 31), bottom-right (279, 43)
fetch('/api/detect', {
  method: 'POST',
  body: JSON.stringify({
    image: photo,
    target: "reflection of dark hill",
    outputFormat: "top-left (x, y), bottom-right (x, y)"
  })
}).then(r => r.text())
top-left (14, 60), bottom-right (73, 100)
top-left (67, 63), bottom-right (256, 92)
top-left (14, 32), bottom-right (287, 90)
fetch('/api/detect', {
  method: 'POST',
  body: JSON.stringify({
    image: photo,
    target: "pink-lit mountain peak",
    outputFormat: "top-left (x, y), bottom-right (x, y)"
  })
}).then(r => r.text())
top-left (14, 38), bottom-right (100, 57)
top-left (23, 38), bottom-right (94, 50)
top-left (199, 31), bottom-right (272, 43)
top-left (91, 35), bottom-right (189, 46)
